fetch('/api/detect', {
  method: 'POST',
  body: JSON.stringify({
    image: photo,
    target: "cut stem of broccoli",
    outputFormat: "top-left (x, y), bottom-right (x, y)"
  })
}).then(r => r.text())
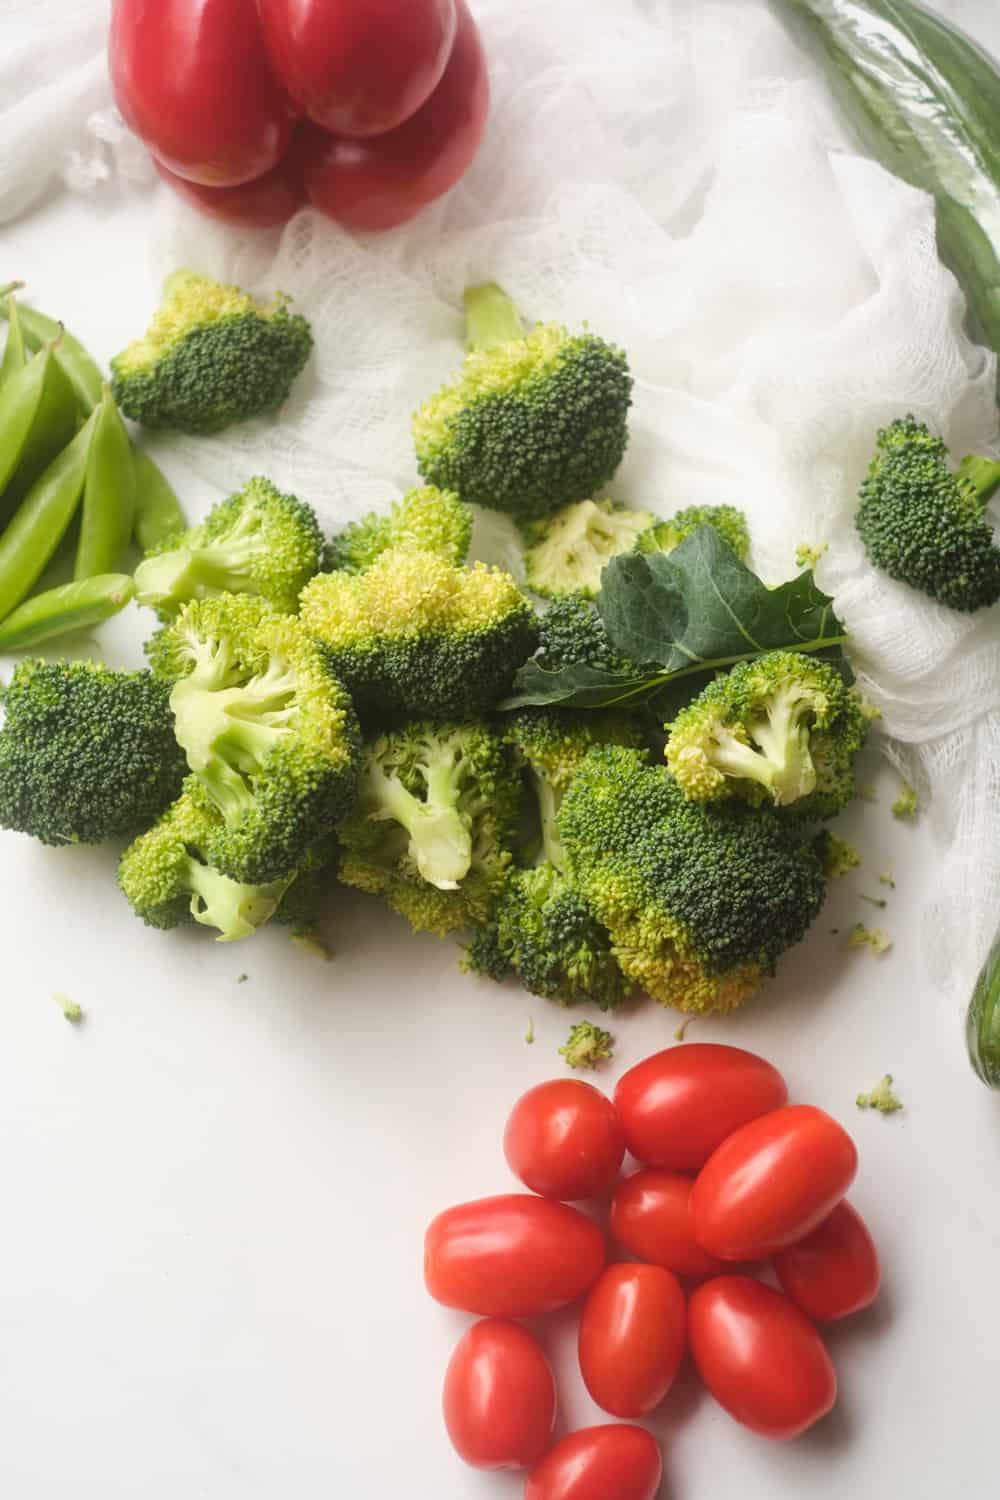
top-left (464, 283), bottom-right (525, 351)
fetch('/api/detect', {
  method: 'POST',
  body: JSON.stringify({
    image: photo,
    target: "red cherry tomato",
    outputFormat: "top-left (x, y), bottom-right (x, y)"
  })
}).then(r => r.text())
top-left (442, 1319), bottom-right (555, 1471)
top-left (610, 1168), bottom-right (724, 1279)
top-left (425, 1194), bottom-right (605, 1318)
top-left (688, 1275), bottom-right (837, 1439)
top-left (690, 1104), bottom-right (858, 1261)
top-left (301, 0), bottom-right (489, 231)
top-left (772, 1199), bottom-right (880, 1322)
top-left (152, 143), bottom-right (308, 228)
top-left (614, 1044), bottom-right (788, 1171)
top-left (258, 0), bottom-right (457, 138)
top-left (578, 1263), bottom-right (686, 1418)
top-left (524, 1425), bottom-right (663, 1500)
top-left (109, 0), bottom-right (298, 187)
top-left (504, 1079), bottom-right (625, 1201)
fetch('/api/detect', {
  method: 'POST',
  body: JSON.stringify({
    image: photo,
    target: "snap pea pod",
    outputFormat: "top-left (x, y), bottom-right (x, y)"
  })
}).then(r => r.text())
top-left (0, 574), bottom-right (135, 652)
top-left (0, 297), bottom-right (27, 388)
top-left (75, 386), bottom-right (135, 579)
top-left (0, 282), bottom-right (103, 415)
top-left (131, 447), bottom-right (186, 551)
top-left (0, 338), bottom-right (79, 503)
top-left (967, 927), bottom-right (1000, 1088)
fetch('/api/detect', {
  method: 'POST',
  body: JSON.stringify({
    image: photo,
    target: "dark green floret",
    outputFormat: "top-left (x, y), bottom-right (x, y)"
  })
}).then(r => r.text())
top-left (0, 659), bottom-right (186, 846)
top-left (635, 503), bottom-right (750, 562)
top-left (272, 833), bottom-right (340, 955)
top-left (325, 485), bottom-right (471, 573)
top-left (111, 271), bottom-right (313, 435)
top-left (855, 415), bottom-right (1000, 612)
top-left (535, 590), bottom-right (641, 676)
top-left (522, 498), bottom-right (654, 598)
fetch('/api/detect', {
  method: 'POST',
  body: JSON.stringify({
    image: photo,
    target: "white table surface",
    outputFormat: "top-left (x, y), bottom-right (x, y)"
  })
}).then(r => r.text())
top-left (4, 7), bottom-right (1000, 1499)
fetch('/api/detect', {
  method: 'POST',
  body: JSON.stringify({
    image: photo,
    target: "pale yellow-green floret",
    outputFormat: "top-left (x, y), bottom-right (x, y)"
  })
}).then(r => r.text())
top-left (523, 497), bottom-right (655, 598)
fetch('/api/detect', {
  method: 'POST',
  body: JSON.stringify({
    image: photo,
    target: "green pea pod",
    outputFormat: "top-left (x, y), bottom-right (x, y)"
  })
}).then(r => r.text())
top-left (0, 297), bottom-right (27, 388)
top-left (0, 573), bottom-right (135, 651)
top-left (0, 407), bottom-right (96, 622)
top-left (967, 926), bottom-right (1000, 1088)
top-left (132, 447), bottom-right (187, 551)
top-left (0, 339), bottom-right (79, 502)
top-left (0, 283), bottom-right (103, 414)
top-left (75, 386), bottom-right (136, 580)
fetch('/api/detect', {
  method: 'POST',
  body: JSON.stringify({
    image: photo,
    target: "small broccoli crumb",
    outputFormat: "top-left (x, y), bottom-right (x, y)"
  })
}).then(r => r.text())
top-left (856, 1074), bottom-right (903, 1113)
top-left (848, 923), bottom-right (891, 955)
top-left (857, 783), bottom-right (877, 802)
top-left (560, 1020), bottom-right (615, 1070)
top-left (795, 541), bottom-right (828, 569)
top-left (236, 974), bottom-right (249, 984)
top-left (292, 932), bottom-right (334, 961)
top-left (860, 893), bottom-right (888, 909)
top-left (892, 781), bottom-right (919, 819)
top-left (525, 1017), bottom-right (535, 1045)
top-left (55, 994), bottom-right (83, 1023)
top-left (820, 832), bottom-right (861, 879)
top-left (674, 1017), bottom-right (695, 1042)
top-left (879, 871), bottom-right (895, 887)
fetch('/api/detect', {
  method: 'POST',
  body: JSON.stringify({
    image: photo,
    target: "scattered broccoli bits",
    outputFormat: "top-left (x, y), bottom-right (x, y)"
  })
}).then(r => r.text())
top-left (892, 780), bottom-right (919, 819)
top-left (637, 504), bottom-right (750, 563)
top-left (55, 994), bottom-right (84, 1023)
top-left (0, 659), bottom-right (187, 846)
top-left (111, 270), bottom-right (313, 435)
top-left (848, 923), bottom-right (892, 955)
top-left (856, 1074), bottom-right (903, 1113)
top-left (325, 485), bottom-right (472, 573)
top-left (818, 831), bottom-right (861, 879)
top-left (855, 415), bottom-right (1000, 612)
top-left (795, 541), bottom-right (828, 570)
top-left (522, 498), bottom-right (654, 599)
top-left (412, 282), bottom-right (633, 521)
top-left (560, 1019), bottom-right (615, 1069)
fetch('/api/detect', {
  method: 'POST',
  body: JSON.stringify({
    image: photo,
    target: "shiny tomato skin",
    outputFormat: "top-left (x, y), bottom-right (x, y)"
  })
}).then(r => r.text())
top-left (152, 143), bottom-right (308, 228)
top-left (688, 1276), bottom-right (837, 1439)
top-left (302, 0), bottom-right (489, 231)
top-left (258, 0), bottom-right (457, 138)
top-left (578, 1263), bottom-right (686, 1418)
top-left (443, 1319), bottom-right (556, 1471)
top-left (611, 1169), bottom-right (724, 1278)
top-left (524, 1424), bottom-right (663, 1500)
top-left (691, 1104), bottom-right (858, 1261)
top-left (773, 1200), bottom-right (881, 1322)
top-left (109, 0), bottom-right (298, 187)
top-left (614, 1044), bottom-right (788, 1171)
top-left (504, 1079), bottom-right (625, 1201)
top-left (425, 1194), bottom-right (605, 1318)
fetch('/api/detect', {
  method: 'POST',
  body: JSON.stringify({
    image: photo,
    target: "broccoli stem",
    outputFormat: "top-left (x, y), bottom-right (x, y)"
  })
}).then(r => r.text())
top-left (747, 690), bottom-right (818, 805)
top-left (186, 859), bottom-right (286, 941)
top-left (532, 771), bottom-right (567, 871)
top-left (956, 454), bottom-right (1000, 506)
top-left (463, 283), bottom-right (525, 352)
top-left (371, 768), bottom-right (472, 890)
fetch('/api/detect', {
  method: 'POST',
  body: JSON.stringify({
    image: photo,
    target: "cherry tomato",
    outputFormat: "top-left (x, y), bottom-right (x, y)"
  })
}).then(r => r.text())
top-left (504, 1079), bottom-right (625, 1201)
top-left (425, 1194), bottom-right (605, 1318)
top-left (690, 1104), bottom-right (858, 1261)
top-left (110, 0), bottom-right (299, 187)
top-left (772, 1199), bottom-right (880, 1322)
top-left (301, 0), bottom-right (489, 231)
top-left (524, 1425), bottom-right (663, 1500)
top-left (152, 143), bottom-right (308, 228)
top-left (442, 1319), bottom-right (555, 1471)
top-left (614, 1044), bottom-right (788, 1171)
top-left (610, 1168), bottom-right (724, 1278)
top-left (688, 1276), bottom-right (837, 1439)
top-left (578, 1263), bottom-right (686, 1418)
top-left (258, 0), bottom-right (457, 139)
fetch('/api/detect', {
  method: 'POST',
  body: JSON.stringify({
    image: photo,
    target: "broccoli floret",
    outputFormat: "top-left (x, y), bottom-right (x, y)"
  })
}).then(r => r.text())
top-left (847, 923), bottom-right (891, 955)
top-left (325, 485), bottom-right (471, 573)
top-left (156, 594), bottom-right (361, 884)
top-left (855, 416), bottom-right (1000, 612)
top-left (300, 550), bottom-right (538, 723)
top-left (0, 659), bottom-right (187, 846)
top-left (892, 780), bottom-right (919, 819)
top-left (665, 651), bottom-right (869, 816)
top-left (136, 476), bottom-right (324, 620)
top-left (337, 720), bottom-right (521, 935)
top-left (795, 541), bottom-right (828, 570)
top-left (522, 498), bottom-right (655, 599)
top-left (636, 504), bottom-right (750, 563)
top-left (412, 282), bottom-right (633, 521)
top-left (558, 745), bottom-right (827, 1014)
top-left (272, 833), bottom-right (339, 956)
top-left (535, 591), bottom-right (640, 676)
top-left (118, 780), bottom-right (294, 941)
top-left (817, 831), bottom-right (861, 879)
top-left (110, 270), bottom-right (312, 435)
top-left (856, 1074), bottom-right (903, 1113)
top-left (560, 1019), bottom-right (615, 1070)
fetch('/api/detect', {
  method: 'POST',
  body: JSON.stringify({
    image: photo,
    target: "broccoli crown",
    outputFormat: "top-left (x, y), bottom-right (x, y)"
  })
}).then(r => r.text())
top-left (272, 832), bottom-right (339, 951)
top-left (412, 283), bottom-right (633, 521)
top-left (118, 780), bottom-right (294, 941)
top-left (0, 659), bottom-right (187, 847)
top-left (110, 270), bottom-right (313, 435)
top-left (855, 415), bottom-right (1000, 612)
top-left (136, 476), bottom-right (324, 620)
top-left (160, 594), bottom-right (361, 885)
top-left (535, 590), bottom-right (639, 676)
top-left (558, 745), bottom-right (827, 1014)
top-left (636, 504), bottom-right (750, 562)
top-left (522, 497), bottom-right (655, 598)
top-left (325, 485), bottom-right (471, 573)
top-left (665, 651), bottom-right (868, 816)
top-left (300, 550), bottom-right (538, 722)
top-left (560, 1019), bottom-right (615, 1069)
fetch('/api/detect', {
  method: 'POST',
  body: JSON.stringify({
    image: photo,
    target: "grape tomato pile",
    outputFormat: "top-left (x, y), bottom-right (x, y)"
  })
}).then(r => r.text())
top-left (423, 1043), bottom-right (882, 1497)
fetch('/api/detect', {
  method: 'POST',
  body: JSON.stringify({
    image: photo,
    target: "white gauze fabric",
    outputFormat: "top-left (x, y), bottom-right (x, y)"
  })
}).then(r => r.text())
top-left (1, 0), bottom-right (1000, 997)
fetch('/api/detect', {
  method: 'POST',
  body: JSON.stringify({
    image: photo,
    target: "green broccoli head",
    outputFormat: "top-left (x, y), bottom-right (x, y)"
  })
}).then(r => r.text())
top-left (118, 780), bottom-right (294, 941)
top-left (535, 590), bottom-right (641, 676)
top-left (110, 271), bottom-right (313, 435)
top-left (558, 745), bottom-right (827, 1014)
top-left (325, 485), bottom-right (472, 573)
top-left (0, 659), bottom-right (187, 846)
top-left (855, 415), bottom-right (1000, 612)
top-left (522, 498), bottom-right (655, 598)
top-left (635, 504), bottom-right (750, 562)
top-left (157, 594), bottom-right (361, 885)
top-left (412, 283), bottom-right (633, 521)
top-left (665, 651), bottom-right (869, 816)
top-left (560, 1019), bottom-right (615, 1070)
top-left (136, 476), bottom-right (324, 620)
top-left (299, 549), bottom-right (538, 723)
top-left (337, 719), bottom-right (521, 936)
